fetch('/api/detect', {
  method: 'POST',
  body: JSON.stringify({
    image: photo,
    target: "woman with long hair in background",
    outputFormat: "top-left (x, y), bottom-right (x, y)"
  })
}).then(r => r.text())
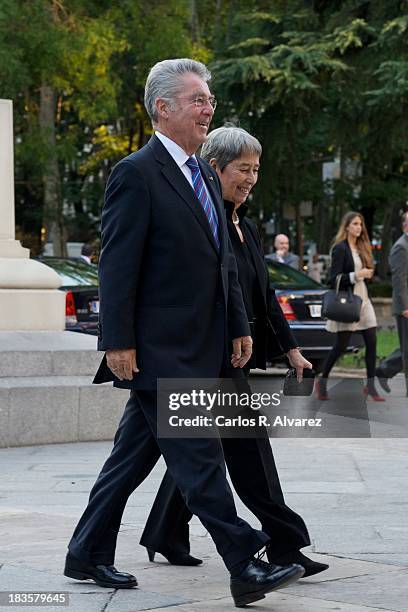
top-left (316, 211), bottom-right (384, 401)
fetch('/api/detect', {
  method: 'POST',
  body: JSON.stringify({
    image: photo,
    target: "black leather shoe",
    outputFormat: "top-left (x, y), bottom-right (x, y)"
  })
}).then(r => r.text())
top-left (375, 368), bottom-right (391, 393)
top-left (64, 552), bottom-right (137, 588)
top-left (268, 549), bottom-right (329, 578)
top-left (230, 558), bottom-right (304, 607)
top-left (146, 547), bottom-right (202, 566)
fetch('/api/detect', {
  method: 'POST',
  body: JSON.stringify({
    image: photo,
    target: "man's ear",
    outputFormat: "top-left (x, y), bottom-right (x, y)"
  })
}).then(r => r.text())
top-left (156, 98), bottom-right (169, 120)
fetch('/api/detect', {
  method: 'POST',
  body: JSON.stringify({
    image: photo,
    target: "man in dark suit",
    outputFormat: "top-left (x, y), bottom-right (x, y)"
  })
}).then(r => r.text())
top-left (376, 212), bottom-right (408, 396)
top-left (63, 59), bottom-right (303, 606)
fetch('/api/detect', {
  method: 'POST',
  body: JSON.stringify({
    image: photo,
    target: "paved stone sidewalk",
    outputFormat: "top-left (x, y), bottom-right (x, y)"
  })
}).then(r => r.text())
top-left (1, 438), bottom-right (408, 611)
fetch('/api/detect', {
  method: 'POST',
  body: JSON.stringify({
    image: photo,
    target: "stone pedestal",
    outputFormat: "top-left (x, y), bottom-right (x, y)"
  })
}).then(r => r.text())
top-left (0, 99), bottom-right (64, 330)
top-left (0, 332), bottom-right (128, 447)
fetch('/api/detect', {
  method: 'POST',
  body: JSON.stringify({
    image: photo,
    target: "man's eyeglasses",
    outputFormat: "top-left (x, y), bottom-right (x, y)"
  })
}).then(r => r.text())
top-left (177, 95), bottom-right (217, 110)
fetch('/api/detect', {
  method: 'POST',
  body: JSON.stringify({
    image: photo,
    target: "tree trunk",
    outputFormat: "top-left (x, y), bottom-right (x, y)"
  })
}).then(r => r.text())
top-left (316, 197), bottom-right (332, 254)
top-left (214, 0), bottom-right (222, 52)
top-left (339, 154), bottom-right (348, 219)
top-left (127, 124), bottom-right (135, 154)
top-left (360, 203), bottom-right (375, 240)
top-left (225, 0), bottom-right (236, 46)
top-left (295, 201), bottom-right (304, 267)
top-left (190, 0), bottom-right (200, 43)
top-left (39, 84), bottom-right (66, 256)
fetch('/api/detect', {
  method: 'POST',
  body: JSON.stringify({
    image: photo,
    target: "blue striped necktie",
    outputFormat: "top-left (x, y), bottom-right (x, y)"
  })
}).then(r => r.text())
top-left (186, 157), bottom-right (220, 249)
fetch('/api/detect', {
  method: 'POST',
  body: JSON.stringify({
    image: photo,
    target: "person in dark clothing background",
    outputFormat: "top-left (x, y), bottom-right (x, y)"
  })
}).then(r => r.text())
top-left (140, 126), bottom-right (329, 578)
top-left (375, 211), bottom-right (408, 396)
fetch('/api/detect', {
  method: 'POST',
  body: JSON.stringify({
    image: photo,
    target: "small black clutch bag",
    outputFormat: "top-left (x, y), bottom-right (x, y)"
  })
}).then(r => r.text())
top-left (283, 368), bottom-right (316, 396)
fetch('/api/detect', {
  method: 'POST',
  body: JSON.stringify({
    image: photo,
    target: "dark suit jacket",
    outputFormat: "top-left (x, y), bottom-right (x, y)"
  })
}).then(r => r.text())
top-left (225, 202), bottom-right (298, 368)
top-left (329, 239), bottom-right (370, 293)
top-left (389, 233), bottom-right (408, 316)
top-left (93, 135), bottom-right (249, 389)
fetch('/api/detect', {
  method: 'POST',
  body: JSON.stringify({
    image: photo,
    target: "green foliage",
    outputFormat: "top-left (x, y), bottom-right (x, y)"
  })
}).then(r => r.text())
top-left (339, 328), bottom-right (399, 368)
top-left (211, 0), bottom-right (408, 260)
top-left (78, 125), bottom-right (130, 175)
top-left (329, 19), bottom-right (375, 54)
top-left (1, 0), bottom-right (203, 249)
top-left (1, 0), bottom-right (407, 262)
top-left (57, 13), bottom-right (127, 124)
top-left (369, 282), bottom-right (393, 298)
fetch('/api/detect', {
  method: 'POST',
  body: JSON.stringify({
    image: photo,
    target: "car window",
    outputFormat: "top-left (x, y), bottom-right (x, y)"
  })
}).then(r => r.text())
top-left (38, 258), bottom-right (99, 287)
top-left (266, 260), bottom-right (322, 290)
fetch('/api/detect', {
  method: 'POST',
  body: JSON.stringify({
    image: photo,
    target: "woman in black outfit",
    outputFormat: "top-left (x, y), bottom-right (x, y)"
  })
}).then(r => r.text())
top-left (316, 211), bottom-right (384, 401)
top-left (140, 127), bottom-right (329, 577)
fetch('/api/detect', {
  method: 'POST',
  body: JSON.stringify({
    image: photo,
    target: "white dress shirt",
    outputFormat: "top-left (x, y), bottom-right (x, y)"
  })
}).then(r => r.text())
top-left (155, 131), bottom-right (195, 188)
top-left (154, 131), bottom-right (219, 235)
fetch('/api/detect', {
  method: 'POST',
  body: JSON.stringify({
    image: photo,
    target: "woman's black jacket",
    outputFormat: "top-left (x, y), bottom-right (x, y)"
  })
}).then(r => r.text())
top-left (329, 239), bottom-right (370, 293)
top-left (224, 201), bottom-right (298, 369)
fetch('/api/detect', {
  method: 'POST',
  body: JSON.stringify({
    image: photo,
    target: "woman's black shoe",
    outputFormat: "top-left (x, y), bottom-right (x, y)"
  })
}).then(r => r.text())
top-left (268, 548), bottom-right (329, 578)
top-left (64, 552), bottom-right (137, 588)
top-left (146, 547), bottom-right (202, 566)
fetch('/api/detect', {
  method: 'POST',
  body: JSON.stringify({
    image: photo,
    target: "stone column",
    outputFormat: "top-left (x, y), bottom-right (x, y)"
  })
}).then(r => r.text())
top-left (0, 99), bottom-right (65, 330)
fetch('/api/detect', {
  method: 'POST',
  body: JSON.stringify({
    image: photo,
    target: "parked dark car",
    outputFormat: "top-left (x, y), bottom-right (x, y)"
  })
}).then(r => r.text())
top-left (39, 256), bottom-right (362, 370)
top-left (38, 257), bottom-right (99, 335)
top-left (265, 257), bottom-right (363, 372)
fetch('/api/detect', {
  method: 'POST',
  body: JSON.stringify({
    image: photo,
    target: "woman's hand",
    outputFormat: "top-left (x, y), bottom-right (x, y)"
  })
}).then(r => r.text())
top-left (358, 267), bottom-right (374, 280)
top-left (287, 348), bottom-right (313, 382)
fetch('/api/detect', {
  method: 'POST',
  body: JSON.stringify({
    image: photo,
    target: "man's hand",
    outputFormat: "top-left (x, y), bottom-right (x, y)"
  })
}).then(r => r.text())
top-left (402, 309), bottom-right (408, 318)
top-left (231, 336), bottom-right (253, 369)
top-left (106, 348), bottom-right (139, 381)
top-left (287, 348), bottom-right (313, 382)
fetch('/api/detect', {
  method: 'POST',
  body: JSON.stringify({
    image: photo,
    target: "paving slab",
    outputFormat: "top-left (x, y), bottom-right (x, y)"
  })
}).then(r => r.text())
top-left (340, 553), bottom-right (408, 567)
top-left (149, 595), bottom-right (395, 611)
top-left (0, 565), bottom-right (112, 612)
top-left (290, 568), bottom-right (408, 612)
top-left (0, 439), bottom-right (407, 611)
top-left (105, 589), bottom-right (193, 611)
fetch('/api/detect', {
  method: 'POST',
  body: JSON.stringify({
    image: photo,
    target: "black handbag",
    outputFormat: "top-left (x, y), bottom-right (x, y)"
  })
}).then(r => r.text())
top-left (322, 275), bottom-right (362, 323)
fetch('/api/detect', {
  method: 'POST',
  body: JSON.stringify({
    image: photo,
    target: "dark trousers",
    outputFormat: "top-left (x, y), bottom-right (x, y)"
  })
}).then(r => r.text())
top-left (140, 428), bottom-right (310, 558)
top-left (378, 316), bottom-right (408, 379)
top-left (68, 390), bottom-right (268, 571)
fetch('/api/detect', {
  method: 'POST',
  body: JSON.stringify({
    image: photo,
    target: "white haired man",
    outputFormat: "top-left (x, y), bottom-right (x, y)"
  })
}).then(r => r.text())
top-left (63, 58), bottom-right (304, 606)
